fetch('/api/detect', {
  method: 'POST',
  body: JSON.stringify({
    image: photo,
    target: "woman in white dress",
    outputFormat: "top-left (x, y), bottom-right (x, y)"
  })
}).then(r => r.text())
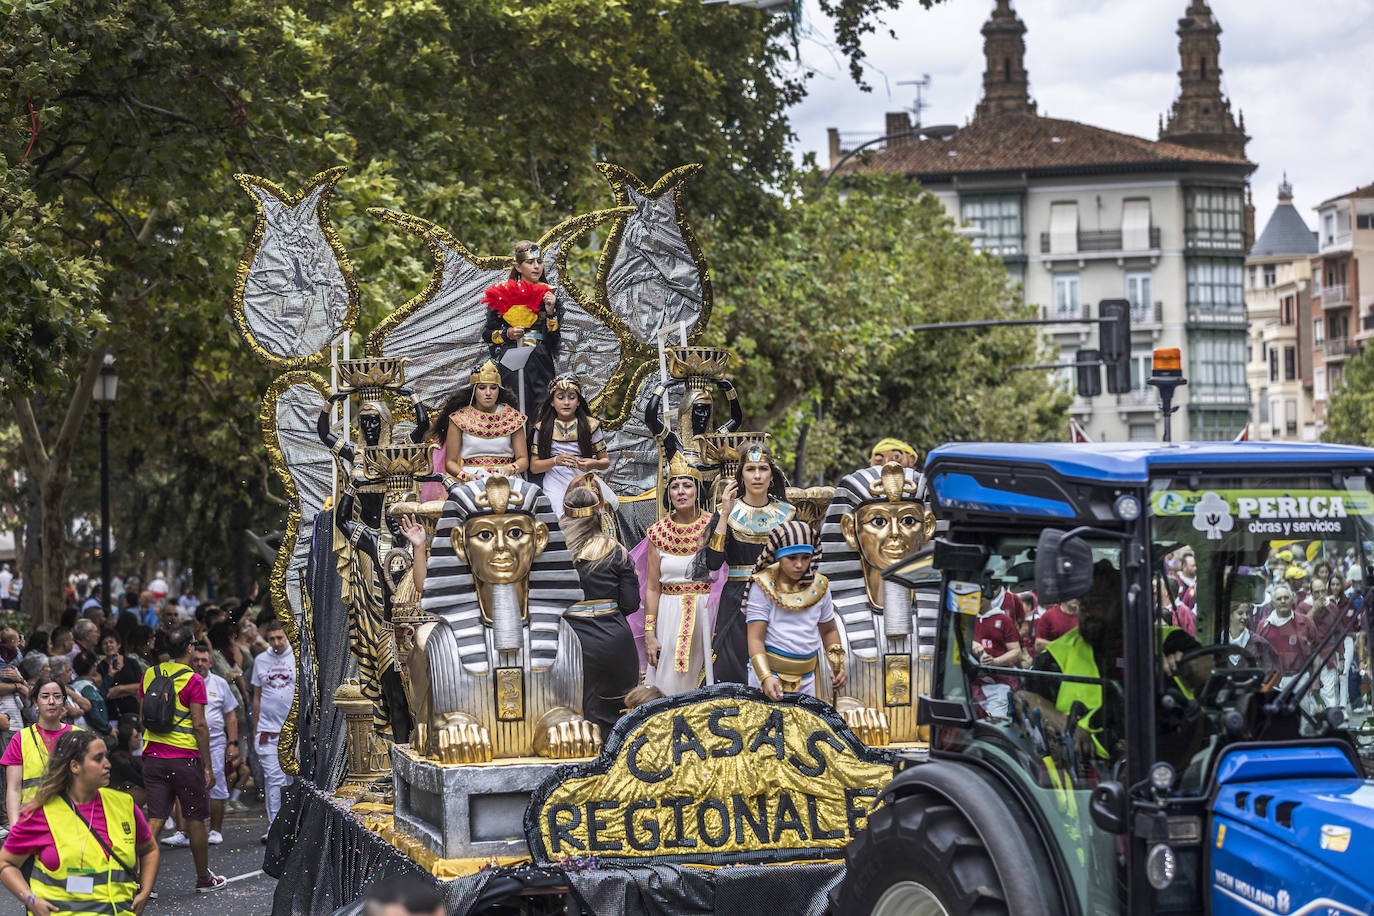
top-left (436, 359), bottom-right (528, 483)
top-left (643, 455), bottom-right (712, 695)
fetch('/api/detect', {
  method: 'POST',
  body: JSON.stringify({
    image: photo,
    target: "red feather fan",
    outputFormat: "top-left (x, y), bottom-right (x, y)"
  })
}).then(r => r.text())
top-left (482, 279), bottom-right (552, 318)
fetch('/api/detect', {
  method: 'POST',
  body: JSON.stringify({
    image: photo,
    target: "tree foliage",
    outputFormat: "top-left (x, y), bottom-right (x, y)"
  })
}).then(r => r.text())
top-left (1322, 349), bottom-right (1374, 448)
top-left (1, 0), bottom-right (1059, 607)
top-left (708, 173), bottom-right (1068, 482)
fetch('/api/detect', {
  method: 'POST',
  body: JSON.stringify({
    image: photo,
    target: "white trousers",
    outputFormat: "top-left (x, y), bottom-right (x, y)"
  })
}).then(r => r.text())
top-left (258, 734), bottom-right (288, 826)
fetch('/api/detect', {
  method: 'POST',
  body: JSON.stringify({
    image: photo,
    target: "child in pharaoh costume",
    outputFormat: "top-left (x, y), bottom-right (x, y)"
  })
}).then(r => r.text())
top-left (529, 374), bottom-right (613, 518)
top-left (745, 521), bottom-right (848, 699)
top-left (435, 359), bottom-right (529, 484)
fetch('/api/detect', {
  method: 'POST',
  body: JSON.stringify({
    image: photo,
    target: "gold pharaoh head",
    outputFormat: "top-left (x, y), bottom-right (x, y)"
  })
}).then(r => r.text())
top-left (841, 462), bottom-right (936, 607)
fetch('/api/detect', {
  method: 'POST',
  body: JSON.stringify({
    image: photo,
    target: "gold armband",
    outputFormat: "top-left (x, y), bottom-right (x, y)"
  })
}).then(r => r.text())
top-left (491, 329), bottom-right (505, 345)
top-left (546, 317), bottom-right (558, 331)
top-left (751, 653), bottom-right (774, 682)
top-left (826, 644), bottom-right (846, 675)
top-left (708, 529), bottom-right (727, 552)
top-left (643, 615), bottom-right (657, 630)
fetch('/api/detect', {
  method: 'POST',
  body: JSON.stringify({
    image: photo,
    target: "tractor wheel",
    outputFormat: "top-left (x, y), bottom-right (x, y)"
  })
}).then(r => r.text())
top-left (833, 791), bottom-right (1008, 916)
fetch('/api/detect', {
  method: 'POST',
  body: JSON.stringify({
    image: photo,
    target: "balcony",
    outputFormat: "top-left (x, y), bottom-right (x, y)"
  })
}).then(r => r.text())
top-left (1186, 306), bottom-right (1248, 328)
top-left (1039, 227), bottom-right (1161, 255)
top-left (1130, 300), bottom-right (1164, 331)
top-left (1116, 388), bottom-right (1156, 412)
top-left (1184, 228), bottom-right (1246, 253)
top-left (1040, 303), bottom-right (1092, 338)
top-left (1354, 311), bottom-right (1374, 343)
top-left (1321, 283), bottom-right (1351, 308)
top-left (1324, 337), bottom-right (1357, 361)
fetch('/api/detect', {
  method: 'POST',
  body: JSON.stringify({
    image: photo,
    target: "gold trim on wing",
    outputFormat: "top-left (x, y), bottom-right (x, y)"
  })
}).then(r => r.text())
top-left (231, 168), bottom-right (360, 370)
top-left (258, 369), bottom-right (332, 776)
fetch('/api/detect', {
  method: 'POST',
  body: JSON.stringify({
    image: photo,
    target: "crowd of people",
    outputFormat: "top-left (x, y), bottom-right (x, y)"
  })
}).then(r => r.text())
top-left (968, 544), bottom-right (1371, 722)
top-left (0, 576), bottom-right (297, 911)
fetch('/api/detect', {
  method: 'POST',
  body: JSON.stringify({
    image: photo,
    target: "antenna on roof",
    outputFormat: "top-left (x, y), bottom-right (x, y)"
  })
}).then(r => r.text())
top-left (896, 74), bottom-right (932, 128)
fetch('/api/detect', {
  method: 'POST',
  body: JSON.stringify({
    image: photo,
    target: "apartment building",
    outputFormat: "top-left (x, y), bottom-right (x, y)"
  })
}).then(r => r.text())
top-left (1309, 183), bottom-right (1374, 432)
top-left (826, 0), bottom-right (1255, 441)
top-left (1245, 179), bottom-right (1317, 441)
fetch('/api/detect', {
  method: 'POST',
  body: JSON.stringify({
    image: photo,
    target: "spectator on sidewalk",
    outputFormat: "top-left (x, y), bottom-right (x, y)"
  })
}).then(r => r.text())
top-left (0, 730), bottom-right (159, 915)
top-left (70, 654), bottom-right (110, 735)
top-left (252, 619), bottom-right (295, 843)
top-left (97, 629), bottom-right (144, 728)
top-left (172, 641), bottom-right (238, 847)
top-left (3, 678), bottom-right (75, 829)
top-left (139, 625), bottom-right (226, 892)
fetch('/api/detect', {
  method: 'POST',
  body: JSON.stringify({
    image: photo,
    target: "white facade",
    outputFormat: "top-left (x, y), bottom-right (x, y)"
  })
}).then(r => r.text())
top-left (931, 174), bottom-right (1249, 441)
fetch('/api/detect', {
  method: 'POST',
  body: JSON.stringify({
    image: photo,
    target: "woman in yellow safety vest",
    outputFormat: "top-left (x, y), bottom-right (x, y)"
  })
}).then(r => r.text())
top-left (0, 730), bottom-right (158, 915)
top-left (3, 678), bottom-right (78, 829)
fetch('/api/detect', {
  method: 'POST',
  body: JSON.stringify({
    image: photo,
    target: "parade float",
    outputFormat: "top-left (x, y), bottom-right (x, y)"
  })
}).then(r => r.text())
top-left (232, 164), bottom-right (938, 914)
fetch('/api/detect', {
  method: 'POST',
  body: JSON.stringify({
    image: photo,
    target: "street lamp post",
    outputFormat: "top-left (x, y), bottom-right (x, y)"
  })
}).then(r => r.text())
top-left (92, 354), bottom-right (118, 620)
top-left (815, 124), bottom-right (958, 198)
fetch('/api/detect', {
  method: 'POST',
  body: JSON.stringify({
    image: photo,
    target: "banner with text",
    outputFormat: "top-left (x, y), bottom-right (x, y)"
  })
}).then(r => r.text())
top-left (525, 686), bottom-right (899, 864)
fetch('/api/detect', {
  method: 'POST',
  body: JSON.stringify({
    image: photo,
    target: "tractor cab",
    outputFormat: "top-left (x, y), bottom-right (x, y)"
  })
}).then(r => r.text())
top-left (838, 441), bottom-right (1374, 916)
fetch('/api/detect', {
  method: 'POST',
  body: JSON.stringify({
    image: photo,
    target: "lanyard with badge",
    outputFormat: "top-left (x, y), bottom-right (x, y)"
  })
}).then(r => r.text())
top-left (63, 796), bottom-right (140, 895)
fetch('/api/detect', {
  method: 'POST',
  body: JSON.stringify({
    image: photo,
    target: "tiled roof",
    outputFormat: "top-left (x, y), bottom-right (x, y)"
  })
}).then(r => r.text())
top-left (1317, 182), bottom-right (1374, 207)
top-left (840, 112), bottom-right (1251, 180)
top-left (1250, 201), bottom-right (1317, 258)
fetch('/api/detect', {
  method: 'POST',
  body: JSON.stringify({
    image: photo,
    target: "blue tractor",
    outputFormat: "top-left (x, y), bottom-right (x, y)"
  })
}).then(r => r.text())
top-left (834, 440), bottom-right (1374, 915)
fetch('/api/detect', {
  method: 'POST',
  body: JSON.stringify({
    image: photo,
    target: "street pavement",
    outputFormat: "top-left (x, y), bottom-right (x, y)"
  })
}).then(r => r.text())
top-left (141, 803), bottom-right (278, 915)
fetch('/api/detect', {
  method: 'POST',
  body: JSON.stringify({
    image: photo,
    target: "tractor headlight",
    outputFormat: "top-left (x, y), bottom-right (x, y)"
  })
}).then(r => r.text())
top-left (1146, 843), bottom-right (1177, 890)
top-left (1149, 762), bottom-right (1176, 793)
top-left (1114, 494), bottom-right (1141, 521)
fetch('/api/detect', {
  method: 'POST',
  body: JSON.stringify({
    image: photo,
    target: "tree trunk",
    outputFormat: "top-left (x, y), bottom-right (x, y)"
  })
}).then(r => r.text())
top-left (19, 477), bottom-right (41, 620)
top-left (11, 349), bottom-right (107, 626)
top-left (39, 472), bottom-right (69, 625)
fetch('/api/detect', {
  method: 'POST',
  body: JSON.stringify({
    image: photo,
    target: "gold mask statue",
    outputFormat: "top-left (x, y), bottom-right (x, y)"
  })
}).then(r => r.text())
top-left (840, 463), bottom-right (936, 607)
top-left (454, 512), bottom-right (550, 623)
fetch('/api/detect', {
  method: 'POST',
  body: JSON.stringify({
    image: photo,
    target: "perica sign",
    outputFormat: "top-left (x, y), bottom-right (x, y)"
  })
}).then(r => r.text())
top-left (525, 688), bottom-right (897, 864)
top-left (1151, 489), bottom-right (1372, 540)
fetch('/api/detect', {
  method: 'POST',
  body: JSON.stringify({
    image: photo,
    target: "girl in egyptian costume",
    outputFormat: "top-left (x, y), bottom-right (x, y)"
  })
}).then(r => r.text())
top-left (558, 483), bottom-right (640, 739)
top-left (745, 520), bottom-right (847, 699)
top-left (432, 359), bottom-right (529, 484)
top-left (528, 374), bottom-right (613, 518)
top-left (482, 240), bottom-right (562, 412)
top-left (694, 439), bottom-right (794, 683)
top-left (640, 455), bottom-right (714, 695)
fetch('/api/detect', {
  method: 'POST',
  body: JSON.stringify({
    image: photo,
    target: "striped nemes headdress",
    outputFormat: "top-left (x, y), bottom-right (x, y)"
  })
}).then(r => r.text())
top-left (752, 519), bottom-right (823, 588)
top-left (421, 475), bottom-right (583, 675)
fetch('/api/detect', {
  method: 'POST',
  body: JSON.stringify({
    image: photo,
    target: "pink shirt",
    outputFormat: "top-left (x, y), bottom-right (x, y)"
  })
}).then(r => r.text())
top-left (137, 667), bottom-right (208, 760)
top-left (0, 725), bottom-right (73, 768)
top-left (3, 794), bottom-right (151, 871)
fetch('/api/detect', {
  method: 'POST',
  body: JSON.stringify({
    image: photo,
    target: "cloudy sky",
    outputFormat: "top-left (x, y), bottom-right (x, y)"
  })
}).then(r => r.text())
top-left (783, 0), bottom-right (1374, 226)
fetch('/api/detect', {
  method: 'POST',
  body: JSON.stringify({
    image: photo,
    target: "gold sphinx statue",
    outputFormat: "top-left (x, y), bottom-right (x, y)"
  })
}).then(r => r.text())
top-left (405, 474), bottom-right (600, 763)
top-left (818, 462), bottom-right (938, 745)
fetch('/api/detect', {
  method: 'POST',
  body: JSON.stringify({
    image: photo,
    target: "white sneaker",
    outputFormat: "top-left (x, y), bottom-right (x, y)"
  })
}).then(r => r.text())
top-left (208, 830), bottom-right (223, 845)
top-left (162, 831), bottom-right (191, 847)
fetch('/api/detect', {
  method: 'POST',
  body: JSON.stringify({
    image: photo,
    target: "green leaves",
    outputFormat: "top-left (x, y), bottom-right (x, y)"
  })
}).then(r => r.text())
top-left (1323, 349), bottom-right (1374, 448)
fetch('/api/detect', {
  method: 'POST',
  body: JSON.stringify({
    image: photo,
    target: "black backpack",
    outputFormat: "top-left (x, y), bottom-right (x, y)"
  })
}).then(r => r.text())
top-left (141, 663), bottom-right (187, 733)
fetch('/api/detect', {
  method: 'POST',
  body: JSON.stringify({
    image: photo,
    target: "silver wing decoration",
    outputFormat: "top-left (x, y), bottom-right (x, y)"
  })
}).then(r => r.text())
top-left (233, 169), bottom-right (359, 369)
top-left (261, 372), bottom-right (334, 623)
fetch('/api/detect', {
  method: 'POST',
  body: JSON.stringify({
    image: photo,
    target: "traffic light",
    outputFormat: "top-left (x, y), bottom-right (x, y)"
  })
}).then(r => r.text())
top-left (1075, 349), bottom-right (1102, 398)
top-left (1098, 299), bottom-right (1132, 394)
